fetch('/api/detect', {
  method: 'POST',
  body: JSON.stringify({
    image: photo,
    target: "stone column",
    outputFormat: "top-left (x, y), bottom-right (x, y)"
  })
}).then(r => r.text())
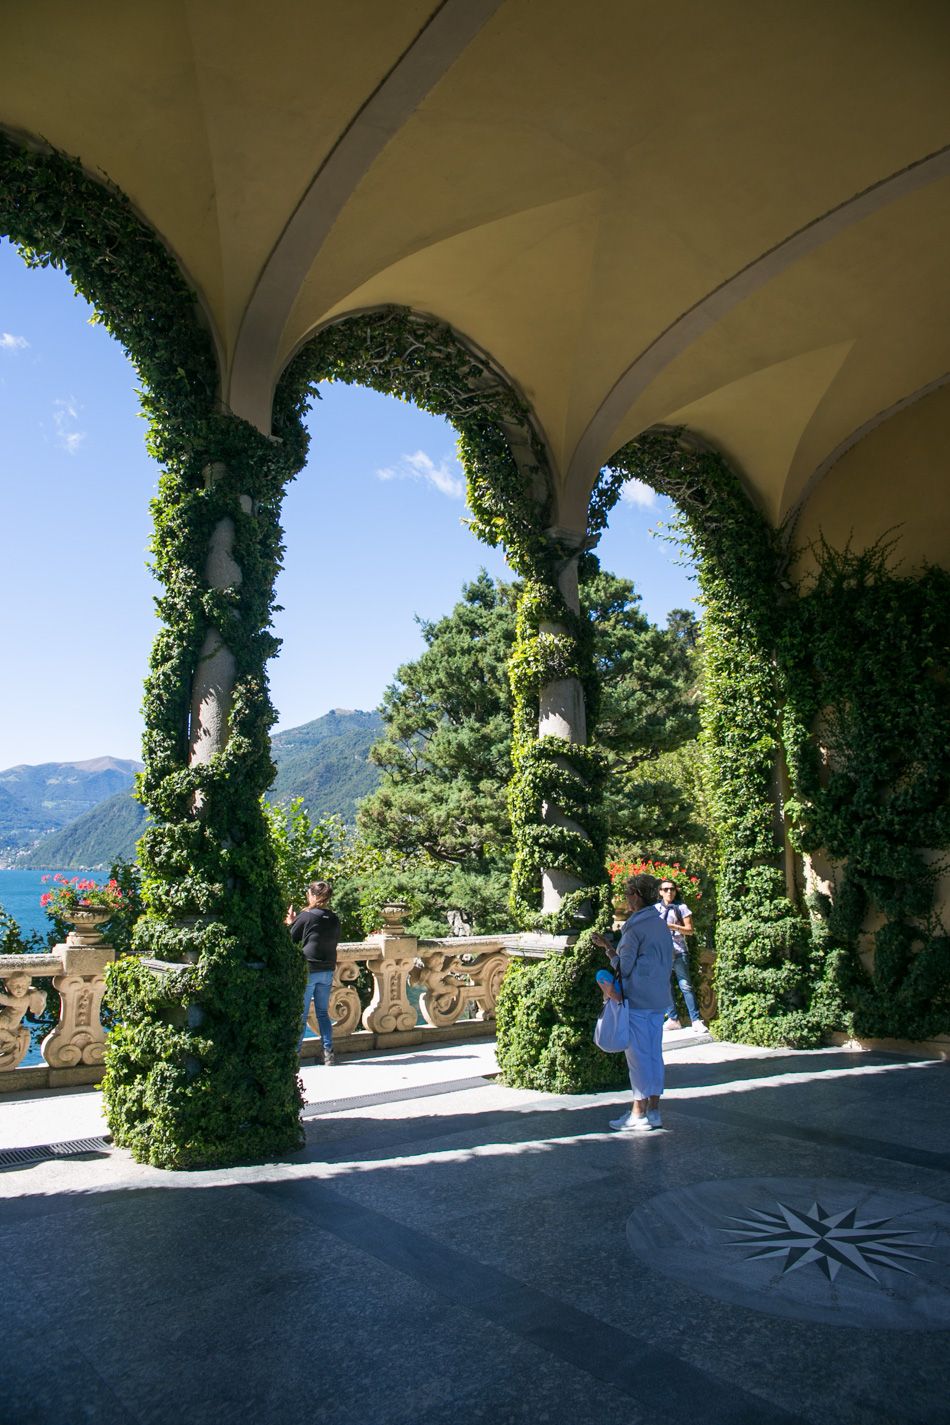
top-left (537, 552), bottom-right (593, 915)
top-left (188, 464), bottom-right (250, 769)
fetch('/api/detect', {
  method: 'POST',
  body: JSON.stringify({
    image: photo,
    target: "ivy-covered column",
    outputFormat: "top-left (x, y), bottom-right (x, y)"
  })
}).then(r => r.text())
top-left (536, 552), bottom-right (589, 911)
top-left (0, 134), bottom-right (312, 1166)
top-left (508, 542), bottom-right (607, 926)
top-left (495, 528), bottom-right (625, 1095)
top-left (103, 417), bottom-right (307, 1169)
top-left (607, 431), bottom-right (846, 1047)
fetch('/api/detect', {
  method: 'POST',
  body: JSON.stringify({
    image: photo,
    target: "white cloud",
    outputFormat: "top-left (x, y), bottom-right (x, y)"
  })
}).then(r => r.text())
top-left (0, 332), bottom-right (29, 352)
top-left (53, 397), bottom-right (86, 455)
top-left (619, 478), bottom-right (657, 509)
top-left (376, 448), bottom-right (464, 499)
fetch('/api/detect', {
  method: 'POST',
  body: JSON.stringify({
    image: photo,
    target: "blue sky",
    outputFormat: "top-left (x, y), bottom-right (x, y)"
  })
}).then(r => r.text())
top-left (0, 239), bottom-right (697, 768)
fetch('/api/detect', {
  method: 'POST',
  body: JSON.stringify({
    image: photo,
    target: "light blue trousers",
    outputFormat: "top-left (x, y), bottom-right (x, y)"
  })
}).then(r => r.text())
top-left (623, 1008), bottom-right (665, 1099)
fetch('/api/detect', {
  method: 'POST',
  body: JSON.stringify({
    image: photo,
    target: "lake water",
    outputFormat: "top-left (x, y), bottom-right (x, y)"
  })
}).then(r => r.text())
top-left (1, 868), bottom-right (110, 1067)
top-left (0, 867), bottom-right (108, 943)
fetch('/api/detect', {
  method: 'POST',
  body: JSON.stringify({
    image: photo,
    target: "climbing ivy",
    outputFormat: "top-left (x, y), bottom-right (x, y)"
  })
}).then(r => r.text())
top-left (607, 431), bottom-right (950, 1048)
top-left (279, 308), bottom-right (619, 933)
top-left (606, 432), bottom-right (848, 1047)
top-left (0, 133), bottom-right (306, 1167)
top-left (781, 541), bottom-right (950, 1040)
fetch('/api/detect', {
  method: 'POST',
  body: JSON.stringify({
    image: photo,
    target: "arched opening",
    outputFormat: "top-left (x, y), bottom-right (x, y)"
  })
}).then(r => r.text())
top-left (267, 375), bottom-right (698, 939)
top-left (4, 129), bottom-right (945, 1169)
top-left (268, 311), bottom-right (709, 1094)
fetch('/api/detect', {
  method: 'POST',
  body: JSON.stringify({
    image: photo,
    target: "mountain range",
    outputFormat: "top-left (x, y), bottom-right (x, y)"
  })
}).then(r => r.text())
top-left (2, 709), bottom-right (382, 869)
top-left (0, 756), bottom-right (142, 854)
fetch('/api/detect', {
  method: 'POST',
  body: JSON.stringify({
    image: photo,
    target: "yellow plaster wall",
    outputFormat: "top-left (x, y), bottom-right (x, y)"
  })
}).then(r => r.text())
top-left (1, 0), bottom-right (436, 354)
top-left (284, 0), bottom-right (950, 480)
top-left (791, 382), bottom-right (950, 581)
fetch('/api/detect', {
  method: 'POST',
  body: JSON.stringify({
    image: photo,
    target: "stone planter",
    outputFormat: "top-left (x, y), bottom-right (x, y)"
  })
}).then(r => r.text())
top-left (379, 902), bottom-right (409, 933)
top-left (64, 904), bottom-right (113, 948)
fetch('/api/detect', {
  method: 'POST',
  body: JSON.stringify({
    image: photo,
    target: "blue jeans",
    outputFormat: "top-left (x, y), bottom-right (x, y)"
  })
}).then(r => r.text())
top-left (666, 951), bottom-right (701, 1023)
top-left (299, 969), bottom-right (334, 1052)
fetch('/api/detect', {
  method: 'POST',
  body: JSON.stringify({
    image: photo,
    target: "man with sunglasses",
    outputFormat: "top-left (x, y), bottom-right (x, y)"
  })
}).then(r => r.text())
top-left (657, 880), bottom-right (707, 1034)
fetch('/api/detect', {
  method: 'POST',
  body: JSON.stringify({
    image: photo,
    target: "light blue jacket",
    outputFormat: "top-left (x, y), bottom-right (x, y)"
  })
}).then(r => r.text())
top-left (611, 904), bottom-right (674, 1011)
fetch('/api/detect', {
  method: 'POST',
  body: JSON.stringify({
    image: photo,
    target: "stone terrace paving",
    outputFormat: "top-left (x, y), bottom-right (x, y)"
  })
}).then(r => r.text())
top-left (2, 1037), bottom-right (948, 1425)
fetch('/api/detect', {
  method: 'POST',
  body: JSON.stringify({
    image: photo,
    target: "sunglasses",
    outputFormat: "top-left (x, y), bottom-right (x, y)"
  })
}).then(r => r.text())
top-left (659, 885), bottom-right (675, 891)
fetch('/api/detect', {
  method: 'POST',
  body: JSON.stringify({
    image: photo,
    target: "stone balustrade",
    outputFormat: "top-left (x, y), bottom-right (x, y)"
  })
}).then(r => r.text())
top-left (297, 904), bottom-right (554, 1055)
top-left (320, 923), bottom-right (515, 1049)
top-left (0, 901), bottom-right (720, 1089)
top-left (0, 901), bottom-right (568, 1089)
top-left (0, 929), bottom-right (114, 1088)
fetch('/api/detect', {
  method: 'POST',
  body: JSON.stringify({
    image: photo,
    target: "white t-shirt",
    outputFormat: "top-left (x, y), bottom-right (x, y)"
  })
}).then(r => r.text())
top-left (656, 900), bottom-right (690, 955)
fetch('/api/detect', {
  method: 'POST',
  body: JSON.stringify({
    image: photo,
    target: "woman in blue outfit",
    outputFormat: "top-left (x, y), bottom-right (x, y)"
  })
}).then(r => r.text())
top-left (286, 881), bottom-right (341, 1066)
top-left (592, 872), bottom-right (673, 1131)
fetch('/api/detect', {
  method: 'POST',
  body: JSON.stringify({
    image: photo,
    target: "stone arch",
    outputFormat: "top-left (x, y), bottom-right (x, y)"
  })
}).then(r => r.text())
top-left (600, 426), bottom-right (833, 1046)
top-left (276, 305), bottom-right (618, 927)
top-left (0, 131), bottom-right (309, 1169)
top-left (275, 305), bottom-right (556, 562)
top-left (0, 129), bottom-right (221, 427)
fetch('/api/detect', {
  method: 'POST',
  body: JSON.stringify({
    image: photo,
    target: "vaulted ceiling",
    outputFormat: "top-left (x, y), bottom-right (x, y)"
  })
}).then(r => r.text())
top-left (4, 0), bottom-right (949, 567)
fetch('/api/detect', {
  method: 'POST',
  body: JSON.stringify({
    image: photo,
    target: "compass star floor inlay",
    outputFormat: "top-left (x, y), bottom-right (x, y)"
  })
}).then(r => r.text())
top-left (626, 1176), bottom-right (950, 1329)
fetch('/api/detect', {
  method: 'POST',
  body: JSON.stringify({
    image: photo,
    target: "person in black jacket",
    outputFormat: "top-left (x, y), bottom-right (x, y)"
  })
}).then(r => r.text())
top-left (286, 881), bottom-right (341, 1065)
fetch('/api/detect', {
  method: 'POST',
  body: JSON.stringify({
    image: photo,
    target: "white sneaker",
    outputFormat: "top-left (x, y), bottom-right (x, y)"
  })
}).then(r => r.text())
top-left (646, 1108), bottom-right (663, 1128)
top-left (609, 1110), bottom-right (653, 1131)
top-left (664, 1019), bottom-right (683, 1031)
top-left (690, 1020), bottom-right (709, 1034)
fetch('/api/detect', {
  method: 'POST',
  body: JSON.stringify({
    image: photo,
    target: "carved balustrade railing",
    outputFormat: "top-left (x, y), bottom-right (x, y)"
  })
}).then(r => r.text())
top-left (309, 903), bottom-right (527, 1046)
top-left (0, 900), bottom-right (574, 1088)
top-left (322, 913), bottom-right (514, 1044)
top-left (0, 919), bottom-right (113, 1082)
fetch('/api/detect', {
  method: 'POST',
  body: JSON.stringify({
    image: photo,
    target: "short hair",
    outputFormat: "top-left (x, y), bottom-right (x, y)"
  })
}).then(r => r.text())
top-left (307, 880), bottom-right (332, 905)
top-left (625, 873), bottom-right (660, 905)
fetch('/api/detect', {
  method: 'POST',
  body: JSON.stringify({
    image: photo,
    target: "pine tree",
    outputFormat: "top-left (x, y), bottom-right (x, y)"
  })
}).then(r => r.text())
top-left (357, 565), bottom-right (703, 933)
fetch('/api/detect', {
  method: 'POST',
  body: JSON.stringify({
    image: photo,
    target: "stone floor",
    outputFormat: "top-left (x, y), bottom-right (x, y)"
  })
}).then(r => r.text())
top-left (2, 1036), bottom-right (948, 1425)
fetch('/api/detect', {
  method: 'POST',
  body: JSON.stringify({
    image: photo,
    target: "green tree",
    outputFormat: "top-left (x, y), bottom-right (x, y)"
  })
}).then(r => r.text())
top-left (600, 597), bottom-right (708, 865)
top-left (261, 798), bottom-right (348, 909)
top-left (359, 566), bottom-right (703, 934)
top-left (586, 564), bottom-right (702, 855)
top-left (357, 570), bottom-right (516, 936)
top-left (261, 796), bottom-right (389, 943)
